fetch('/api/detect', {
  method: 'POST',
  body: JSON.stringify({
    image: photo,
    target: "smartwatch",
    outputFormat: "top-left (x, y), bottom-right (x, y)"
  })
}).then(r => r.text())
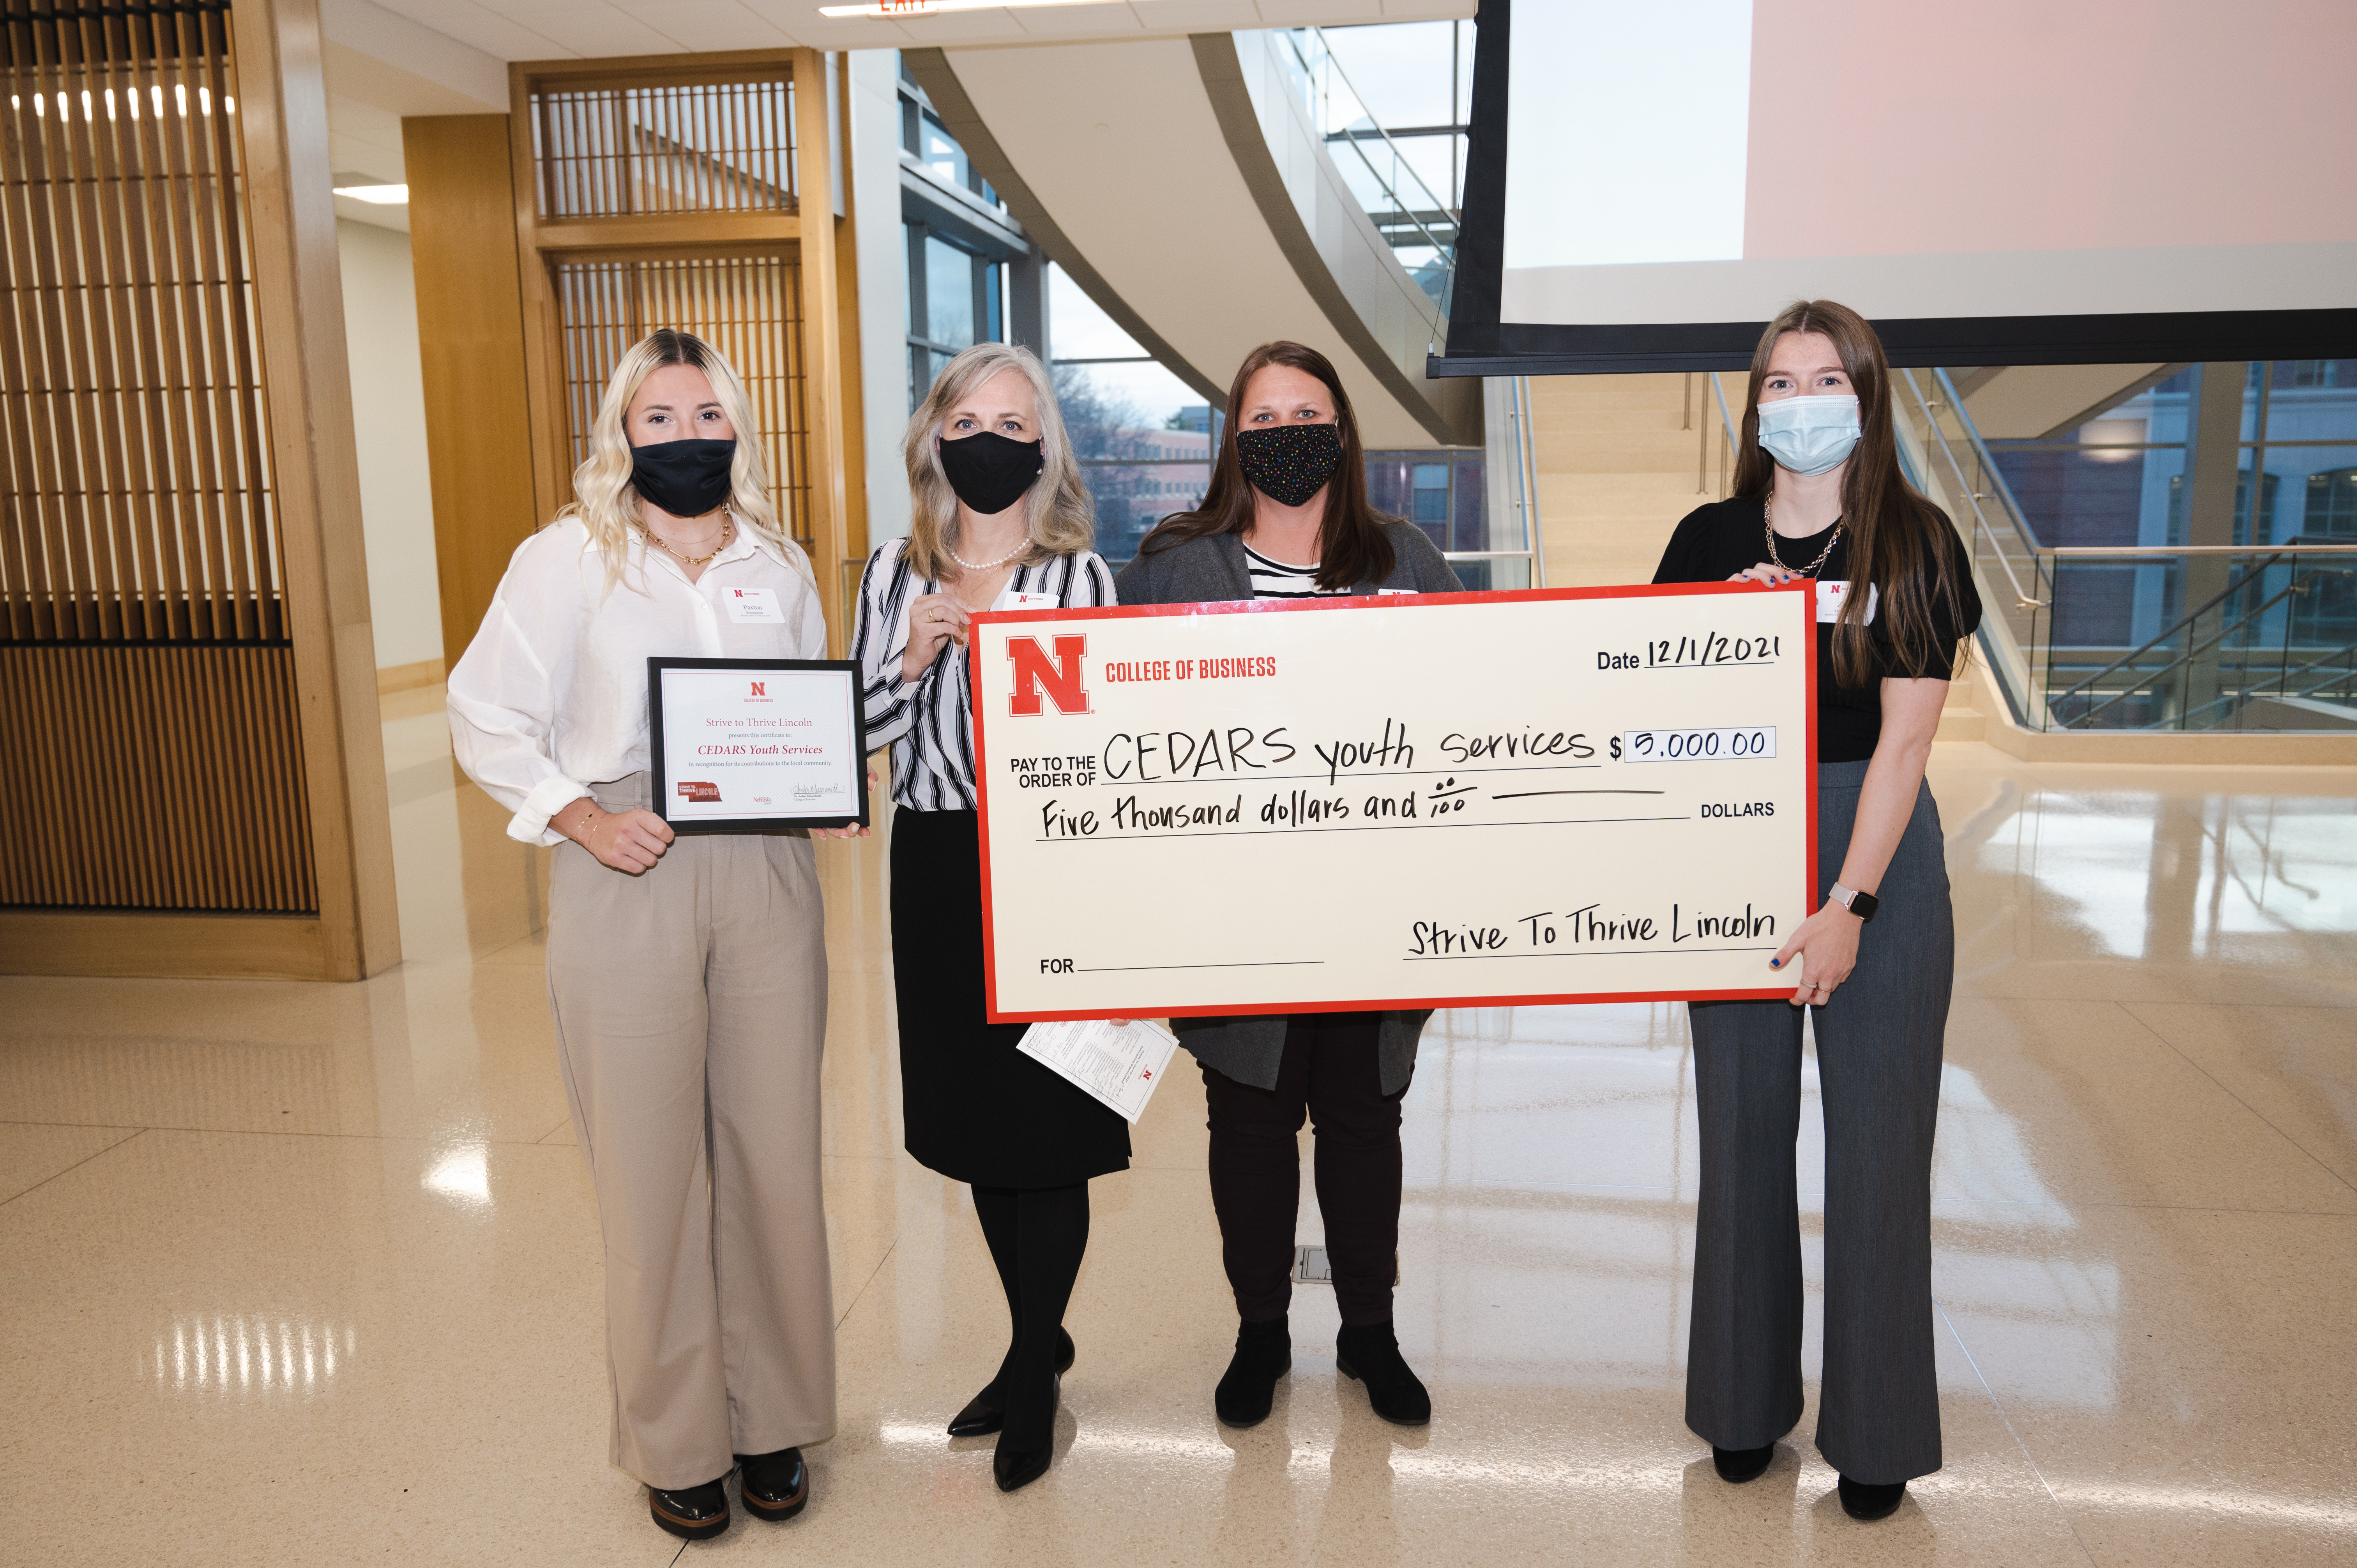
top-left (1828, 882), bottom-right (1879, 922)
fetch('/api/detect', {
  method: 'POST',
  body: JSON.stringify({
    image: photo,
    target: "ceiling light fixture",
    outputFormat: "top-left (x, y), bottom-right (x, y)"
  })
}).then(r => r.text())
top-left (816, 0), bottom-right (1125, 17)
top-left (333, 183), bottom-right (410, 205)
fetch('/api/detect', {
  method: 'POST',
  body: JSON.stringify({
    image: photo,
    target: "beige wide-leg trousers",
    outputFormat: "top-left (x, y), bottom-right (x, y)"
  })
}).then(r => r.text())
top-left (546, 772), bottom-right (836, 1490)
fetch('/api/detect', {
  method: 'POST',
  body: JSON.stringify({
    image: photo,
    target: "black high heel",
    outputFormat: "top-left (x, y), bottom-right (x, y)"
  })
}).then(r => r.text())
top-left (948, 1328), bottom-right (1075, 1437)
top-left (1713, 1444), bottom-right (1774, 1483)
top-left (992, 1370), bottom-right (1060, 1493)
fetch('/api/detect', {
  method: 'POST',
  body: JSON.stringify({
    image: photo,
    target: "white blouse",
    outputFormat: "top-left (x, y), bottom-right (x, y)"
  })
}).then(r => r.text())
top-left (448, 515), bottom-right (827, 846)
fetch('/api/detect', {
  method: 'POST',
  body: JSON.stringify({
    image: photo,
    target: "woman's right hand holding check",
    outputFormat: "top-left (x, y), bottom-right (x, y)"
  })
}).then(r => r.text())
top-left (903, 592), bottom-right (971, 683)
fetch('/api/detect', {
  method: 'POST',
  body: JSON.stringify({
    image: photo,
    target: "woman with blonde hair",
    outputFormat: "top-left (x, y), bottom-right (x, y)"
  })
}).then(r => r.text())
top-left (850, 341), bottom-right (1124, 1493)
top-left (449, 328), bottom-right (861, 1542)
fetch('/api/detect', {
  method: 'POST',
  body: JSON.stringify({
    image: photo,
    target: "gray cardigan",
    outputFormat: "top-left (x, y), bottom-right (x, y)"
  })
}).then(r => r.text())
top-left (1113, 523), bottom-right (1461, 1095)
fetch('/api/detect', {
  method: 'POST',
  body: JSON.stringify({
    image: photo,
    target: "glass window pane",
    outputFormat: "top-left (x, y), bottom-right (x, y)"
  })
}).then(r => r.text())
top-left (925, 236), bottom-right (974, 350)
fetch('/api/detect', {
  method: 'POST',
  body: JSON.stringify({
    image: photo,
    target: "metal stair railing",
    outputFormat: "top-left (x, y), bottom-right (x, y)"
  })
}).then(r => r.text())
top-left (1272, 27), bottom-right (1459, 311)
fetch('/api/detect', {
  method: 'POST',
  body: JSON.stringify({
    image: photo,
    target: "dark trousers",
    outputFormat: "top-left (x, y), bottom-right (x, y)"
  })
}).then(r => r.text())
top-left (1684, 763), bottom-right (1952, 1486)
top-left (1203, 1013), bottom-right (1406, 1326)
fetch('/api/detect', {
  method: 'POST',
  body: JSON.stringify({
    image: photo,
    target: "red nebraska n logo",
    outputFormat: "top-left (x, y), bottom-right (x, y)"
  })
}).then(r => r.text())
top-left (750, 681), bottom-right (765, 696)
top-left (1007, 634), bottom-right (1089, 716)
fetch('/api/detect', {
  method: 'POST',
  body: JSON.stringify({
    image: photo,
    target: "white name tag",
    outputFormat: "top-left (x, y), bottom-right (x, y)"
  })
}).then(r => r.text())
top-left (1816, 580), bottom-right (1877, 625)
top-left (1377, 588), bottom-right (1418, 596)
top-left (723, 586), bottom-right (784, 624)
top-left (995, 589), bottom-right (1060, 611)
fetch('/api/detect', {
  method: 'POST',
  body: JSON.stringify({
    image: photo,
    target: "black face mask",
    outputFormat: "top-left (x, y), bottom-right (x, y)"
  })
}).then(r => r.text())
top-left (938, 430), bottom-right (1045, 516)
top-left (1234, 422), bottom-right (1343, 508)
top-left (630, 438), bottom-right (736, 518)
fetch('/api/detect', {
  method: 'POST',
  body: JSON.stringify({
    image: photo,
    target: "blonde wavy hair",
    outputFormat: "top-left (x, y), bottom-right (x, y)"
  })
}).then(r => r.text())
top-left (901, 342), bottom-right (1094, 582)
top-left (561, 327), bottom-right (812, 592)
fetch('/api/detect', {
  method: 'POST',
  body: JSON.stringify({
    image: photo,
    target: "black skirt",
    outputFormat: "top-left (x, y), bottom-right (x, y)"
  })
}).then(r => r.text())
top-left (890, 808), bottom-right (1131, 1189)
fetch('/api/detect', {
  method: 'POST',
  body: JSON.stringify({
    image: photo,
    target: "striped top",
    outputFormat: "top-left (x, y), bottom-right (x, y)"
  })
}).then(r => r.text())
top-left (1244, 542), bottom-right (1350, 600)
top-left (852, 537), bottom-right (1117, 812)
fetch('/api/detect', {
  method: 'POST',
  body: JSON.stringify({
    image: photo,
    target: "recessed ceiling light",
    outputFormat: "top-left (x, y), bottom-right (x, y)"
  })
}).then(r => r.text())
top-left (333, 183), bottom-right (409, 205)
top-left (817, 0), bottom-right (1124, 16)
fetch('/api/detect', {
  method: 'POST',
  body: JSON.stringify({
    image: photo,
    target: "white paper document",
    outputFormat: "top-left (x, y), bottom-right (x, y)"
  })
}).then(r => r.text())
top-left (1016, 1018), bottom-right (1179, 1124)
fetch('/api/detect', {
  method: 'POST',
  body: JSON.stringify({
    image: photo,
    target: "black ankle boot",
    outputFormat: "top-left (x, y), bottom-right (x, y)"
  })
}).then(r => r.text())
top-left (1838, 1474), bottom-right (1906, 1520)
top-left (1214, 1315), bottom-right (1292, 1428)
top-left (992, 1370), bottom-right (1060, 1493)
top-left (648, 1476), bottom-right (730, 1540)
top-left (948, 1328), bottom-right (1076, 1437)
top-left (1335, 1321), bottom-right (1429, 1426)
top-left (1712, 1443), bottom-right (1774, 1482)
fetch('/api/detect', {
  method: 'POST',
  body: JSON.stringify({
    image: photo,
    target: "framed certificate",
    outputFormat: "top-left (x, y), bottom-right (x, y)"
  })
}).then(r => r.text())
top-left (647, 658), bottom-right (869, 832)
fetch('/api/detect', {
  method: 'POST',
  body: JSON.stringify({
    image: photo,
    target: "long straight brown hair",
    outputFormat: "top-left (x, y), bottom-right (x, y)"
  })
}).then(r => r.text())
top-left (1136, 341), bottom-right (1396, 590)
top-left (1734, 300), bottom-right (1969, 687)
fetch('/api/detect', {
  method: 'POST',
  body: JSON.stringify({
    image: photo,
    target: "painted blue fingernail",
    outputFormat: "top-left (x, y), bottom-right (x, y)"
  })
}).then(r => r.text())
top-left (1769, 958), bottom-right (1781, 968)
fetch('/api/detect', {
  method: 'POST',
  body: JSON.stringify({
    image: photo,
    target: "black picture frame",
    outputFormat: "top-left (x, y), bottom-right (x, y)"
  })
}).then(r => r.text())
top-left (647, 657), bottom-right (869, 833)
top-left (1435, 0), bottom-right (2357, 378)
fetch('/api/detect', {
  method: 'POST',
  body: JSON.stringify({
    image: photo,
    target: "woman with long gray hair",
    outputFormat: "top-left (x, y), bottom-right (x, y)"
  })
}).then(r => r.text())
top-left (850, 341), bottom-right (1124, 1494)
top-left (449, 328), bottom-right (862, 1542)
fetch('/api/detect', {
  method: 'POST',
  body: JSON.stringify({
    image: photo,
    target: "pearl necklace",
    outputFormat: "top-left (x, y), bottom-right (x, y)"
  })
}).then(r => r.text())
top-left (946, 537), bottom-right (1028, 572)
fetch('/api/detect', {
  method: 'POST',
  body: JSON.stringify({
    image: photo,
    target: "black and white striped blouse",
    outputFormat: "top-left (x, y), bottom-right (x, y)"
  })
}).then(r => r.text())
top-left (1243, 542), bottom-right (1350, 600)
top-left (852, 537), bottom-right (1117, 812)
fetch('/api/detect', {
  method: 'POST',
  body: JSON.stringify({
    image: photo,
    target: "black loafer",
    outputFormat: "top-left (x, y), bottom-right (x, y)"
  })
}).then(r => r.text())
top-left (735, 1447), bottom-right (807, 1522)
top-left (1336, 1321), bottom-right (1430, 1426)
top-left (1214, 1316), bottom-right (1292, 1429)
top-left (648, 1477), bottom-right (730, 1540)
top-left (1713, 1444), bottom-right (1774, 1483)
top-left (992, 1371), bottom-right (1060, 1494)
top-left (948, 1328), bottom-right (1076, 1437)
top-left (1838, 1474), bottom-right (1906, 1520)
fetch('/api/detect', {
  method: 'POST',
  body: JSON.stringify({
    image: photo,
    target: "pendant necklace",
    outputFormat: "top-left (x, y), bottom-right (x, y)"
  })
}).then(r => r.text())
top-left (639, 511), bottom-right (732, 567)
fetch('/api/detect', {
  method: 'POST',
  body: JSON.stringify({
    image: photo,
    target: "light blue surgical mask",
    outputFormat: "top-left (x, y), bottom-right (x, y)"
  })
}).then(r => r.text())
top-left (1756, 394), bottom-right (1862, 476)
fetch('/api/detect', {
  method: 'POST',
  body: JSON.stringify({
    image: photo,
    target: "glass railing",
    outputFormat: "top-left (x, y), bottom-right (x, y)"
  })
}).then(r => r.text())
top-left (1709, 367), bottom-right (2357, 733)
top-left (1270, 28), bottom-right (1458, 312)
top-left (2034, 545), bottom-right (2357, 731)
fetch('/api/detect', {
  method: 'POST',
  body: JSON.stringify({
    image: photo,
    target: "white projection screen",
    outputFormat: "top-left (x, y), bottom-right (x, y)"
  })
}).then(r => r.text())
top-left (1436, 0), bottom-right (2357, 375)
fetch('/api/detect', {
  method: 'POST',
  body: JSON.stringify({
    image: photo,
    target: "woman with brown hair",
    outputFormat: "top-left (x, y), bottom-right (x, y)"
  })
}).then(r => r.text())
top-left (850, 341), bottom-right (1127, 1494)
top-left (1652, 300), bottom-right (1981, 1521)
top-left (1117, 341), bottom-right (1461, 1433)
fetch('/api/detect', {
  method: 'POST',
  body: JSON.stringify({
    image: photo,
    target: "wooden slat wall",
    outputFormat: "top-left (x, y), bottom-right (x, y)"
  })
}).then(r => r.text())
top-left (0, 642), bottom-right (312, 909)
top-left (403, 113), bottom-right (536, 672)
top-left (0, 0), bottom-right (318, 917)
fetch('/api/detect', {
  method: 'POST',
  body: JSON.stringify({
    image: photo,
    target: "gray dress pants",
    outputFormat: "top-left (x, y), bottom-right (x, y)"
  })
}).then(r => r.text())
top-left (1684, 759), bottom-right (1950, 1485)
top-left (546, 772), bottom-right (836, 1490)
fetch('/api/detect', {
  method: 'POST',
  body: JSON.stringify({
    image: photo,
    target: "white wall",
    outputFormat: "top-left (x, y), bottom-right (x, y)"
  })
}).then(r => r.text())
top-left (849, 49), bottom-right (912, 547)
top-left (334, 217), bottom-right (443, 671)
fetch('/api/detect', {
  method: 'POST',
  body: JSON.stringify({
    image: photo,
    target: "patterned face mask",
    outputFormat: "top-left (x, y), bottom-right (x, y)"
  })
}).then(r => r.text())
top-left (1235, 422), bottom-right (1343, 508)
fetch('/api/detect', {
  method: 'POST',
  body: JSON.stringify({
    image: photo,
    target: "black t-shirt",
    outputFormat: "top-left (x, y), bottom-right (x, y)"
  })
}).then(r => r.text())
top-left (1652, 496), bottom-right (1982, 763)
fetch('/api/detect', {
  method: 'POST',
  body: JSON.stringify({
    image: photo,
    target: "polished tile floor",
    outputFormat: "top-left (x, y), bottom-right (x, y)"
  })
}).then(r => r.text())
top-left (2, 689), bottom-right (2353, 1565)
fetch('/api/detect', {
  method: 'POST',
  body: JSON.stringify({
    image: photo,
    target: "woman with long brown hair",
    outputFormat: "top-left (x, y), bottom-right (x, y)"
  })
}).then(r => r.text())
top-left (1117, 341), bottom-right (1461, 1433)
top-left (1653, 300), bottom-right (1981, 1521)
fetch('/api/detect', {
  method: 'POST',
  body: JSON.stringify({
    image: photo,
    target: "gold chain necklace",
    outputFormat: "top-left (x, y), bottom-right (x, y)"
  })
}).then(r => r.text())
top-left (638, 511), bottom-right (733, 567)
top-left (1763, 495), bottom-right (1842, 578)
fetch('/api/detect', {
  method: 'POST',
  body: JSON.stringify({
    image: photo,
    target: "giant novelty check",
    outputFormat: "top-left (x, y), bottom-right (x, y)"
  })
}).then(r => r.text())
top-left (970, 582), bottom-right (1817, 1021)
